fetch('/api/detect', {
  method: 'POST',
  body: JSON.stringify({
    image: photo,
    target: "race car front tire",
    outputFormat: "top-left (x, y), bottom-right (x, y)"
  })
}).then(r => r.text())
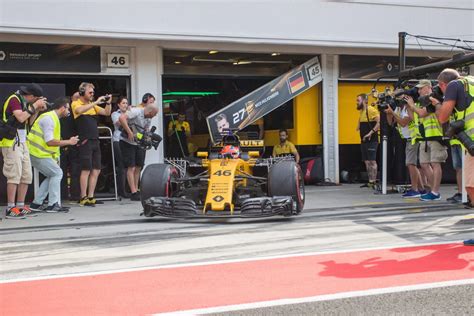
top-left (267, 160), bottom-right (305, 214)
top-left (140, 164), bottom-right (178, 215)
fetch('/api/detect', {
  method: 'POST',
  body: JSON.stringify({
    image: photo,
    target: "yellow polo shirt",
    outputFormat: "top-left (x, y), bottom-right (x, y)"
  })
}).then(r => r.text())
top-left (273, 140), bottom-right (298, 156)
top-left (71, 99), bottom-right (102, 119)
top-left (168, 121), bottom-right (190, 133)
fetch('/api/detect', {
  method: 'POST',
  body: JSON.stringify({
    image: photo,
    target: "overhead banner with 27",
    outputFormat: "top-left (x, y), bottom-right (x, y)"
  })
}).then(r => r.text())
top-left (206, 56), bottom-right (322, 143)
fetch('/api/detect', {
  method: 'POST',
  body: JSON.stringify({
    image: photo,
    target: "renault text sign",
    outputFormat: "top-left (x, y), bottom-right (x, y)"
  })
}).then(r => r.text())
top-left (206, 56), bottom-right (322, 142)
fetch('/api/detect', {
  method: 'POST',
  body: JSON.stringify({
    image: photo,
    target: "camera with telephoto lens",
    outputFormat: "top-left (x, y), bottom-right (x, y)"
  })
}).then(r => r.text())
top-left (137, 126), bottom-right (162, 150)
top-left (445, 120), bottom-right (474, 156)
top-left (418, 85), bottom-right (444, 113)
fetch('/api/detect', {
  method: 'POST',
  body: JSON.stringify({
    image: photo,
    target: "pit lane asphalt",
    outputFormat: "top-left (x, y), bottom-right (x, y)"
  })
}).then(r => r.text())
top-left (1, 184), bottom-right (472, 283)
top-left (2, 184), bottom-right (473, 315)
top-left (209, 284), bottom-right (474, 316)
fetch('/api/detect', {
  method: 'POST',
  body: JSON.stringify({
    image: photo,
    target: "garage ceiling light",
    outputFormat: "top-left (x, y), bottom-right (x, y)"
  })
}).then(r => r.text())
top-left (233, 61), bottom-right (252, 65)
top-left (271, 52), bottom-right (281, 56)
top-left (162, 92), bottom-right (220, 96)
top-left (209, 50), bottom-right (219, 54)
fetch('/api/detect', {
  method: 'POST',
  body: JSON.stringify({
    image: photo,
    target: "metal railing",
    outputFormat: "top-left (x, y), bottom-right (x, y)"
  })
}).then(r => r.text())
top-left (98, 126), bottom-right (119, 201)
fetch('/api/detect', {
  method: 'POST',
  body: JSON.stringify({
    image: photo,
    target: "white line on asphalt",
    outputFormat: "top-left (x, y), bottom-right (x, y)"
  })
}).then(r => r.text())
top-left (155, 278), bottom-right (474, 316)
top-left (0, 240), bottom-right (464, 284)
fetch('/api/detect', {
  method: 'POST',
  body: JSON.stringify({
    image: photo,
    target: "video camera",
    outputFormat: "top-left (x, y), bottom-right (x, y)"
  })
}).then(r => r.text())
top-left (374, 87), bottom-right (411, 112)
top-left (137, 126), bottom-right (162, 150)
top-left (418, 85), bottom-right (444, 112)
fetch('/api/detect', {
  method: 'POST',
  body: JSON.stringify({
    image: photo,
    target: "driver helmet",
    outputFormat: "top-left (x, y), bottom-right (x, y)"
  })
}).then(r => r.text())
top-left (221, 145), bottom-right (240, 159)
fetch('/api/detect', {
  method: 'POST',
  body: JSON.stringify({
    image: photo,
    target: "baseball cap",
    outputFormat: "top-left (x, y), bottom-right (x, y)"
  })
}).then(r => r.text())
top-left (19, 83), bottom-right (43, 97)
top-left (415, 79), bottom-right (432, 88)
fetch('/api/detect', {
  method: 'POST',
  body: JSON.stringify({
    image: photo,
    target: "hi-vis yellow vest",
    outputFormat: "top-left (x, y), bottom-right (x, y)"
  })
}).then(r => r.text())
top-left (0, 94), bottom-right (23, 148)
top-left (419, 102), bottom-right (443, 139)
top-left (409, 105), bottom-right (422, 145)
top-left (462, 76), bottom-right (474, 142)
top-left (450, 109), bottom-right (461, 146)
top-left (28, 111), bottom-right (60, 160)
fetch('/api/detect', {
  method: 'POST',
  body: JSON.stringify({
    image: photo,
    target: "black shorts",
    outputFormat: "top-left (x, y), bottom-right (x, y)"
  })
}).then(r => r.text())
top-left (120, 140), bottom-right (146, 168)
top-left (79, 139), bottom-right (102, 170)
top-left (361, 141), bottom-right (378, 161)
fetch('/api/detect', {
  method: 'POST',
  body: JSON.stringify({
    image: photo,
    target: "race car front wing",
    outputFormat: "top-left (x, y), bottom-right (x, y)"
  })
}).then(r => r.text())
top-left (143, 196), bottom-right (296, 218)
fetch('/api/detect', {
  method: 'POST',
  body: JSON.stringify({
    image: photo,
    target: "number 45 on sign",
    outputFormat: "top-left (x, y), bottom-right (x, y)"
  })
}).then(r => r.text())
top-left (107, 53), bottom-right (129, 68)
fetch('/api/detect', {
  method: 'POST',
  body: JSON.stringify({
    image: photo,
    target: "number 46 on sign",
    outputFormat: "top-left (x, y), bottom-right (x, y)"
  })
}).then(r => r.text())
top-left (107, 53), bottom-right (129, 68)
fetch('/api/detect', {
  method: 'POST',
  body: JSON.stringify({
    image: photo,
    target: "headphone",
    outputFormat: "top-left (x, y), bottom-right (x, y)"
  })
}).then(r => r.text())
top-left (142, 93), bottom-right (155, 104)
top-left (78, 82), bottom-right (93, 96)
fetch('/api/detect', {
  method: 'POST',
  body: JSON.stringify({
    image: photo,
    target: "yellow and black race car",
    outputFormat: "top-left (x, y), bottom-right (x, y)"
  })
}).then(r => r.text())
top-left (140, 133), bottom-right (305, 218)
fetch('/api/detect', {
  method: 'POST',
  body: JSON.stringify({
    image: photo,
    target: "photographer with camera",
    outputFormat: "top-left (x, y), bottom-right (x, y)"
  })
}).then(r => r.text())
top-left (356, 94), bottom-right (380, 188)
top-left (168, 112), bottom-right (190, 158)
top-left (71, 82), bottom-right (112, 207)
top-left (28, 97), bottom-right (79, 213)
top-left (385, 95), bottom-right (425, 198)
top-left (119, 104), bottom-right (158, 201)
top-left (1, 83), bottom-right (47, 218)
top-left (405, 80), bottom-right (447, 201)
top-left (435, 69), bottom-right (474, 205)
top-left (434, 69), bottom-right (474, 246)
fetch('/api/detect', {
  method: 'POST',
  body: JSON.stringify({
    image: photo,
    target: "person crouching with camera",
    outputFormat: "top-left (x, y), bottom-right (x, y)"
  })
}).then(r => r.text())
top-left (28, 97), bottom-right (79, 213)
top-left (435, 69), bottom-right (474, 206)
top-left (356, 94), bottom-right (380, 188)
top-left (434, 69), bottom-right (474, 246)
top-left (71, 82), bottom-right (112, 207)
top-left (119, 104), bottom-right (158, 201)
top-left (405, 80), bottom-right (447, 201)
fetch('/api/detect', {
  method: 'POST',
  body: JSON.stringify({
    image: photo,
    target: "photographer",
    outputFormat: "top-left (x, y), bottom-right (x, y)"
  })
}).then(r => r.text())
top-left (119, 104), bottom-right (158, 201)
top-left (405, 80), bottom-right (447, 201)
top-left (356, 94), bottom-right (380, 188)
top-left (167, 112), bottom-right (190, 158)
top-left (435, 69), bottom-right (474, 207)
top-left (28, 97), bottom-right (78, 213)
top-left (71, 82), bottom-right (112, 207)
top-left (385, 97), bottom-right (425, 197)
top-left (1, 83), bottom-right (47, 218)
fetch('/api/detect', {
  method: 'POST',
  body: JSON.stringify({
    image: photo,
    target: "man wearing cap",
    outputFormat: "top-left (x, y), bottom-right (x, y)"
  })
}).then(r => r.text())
top-left (1, 83), bottom-right (47, 218)
top-left (406, 79), bottom-right (447, 201)
top-left (28, 97), bottom-right (79, 213)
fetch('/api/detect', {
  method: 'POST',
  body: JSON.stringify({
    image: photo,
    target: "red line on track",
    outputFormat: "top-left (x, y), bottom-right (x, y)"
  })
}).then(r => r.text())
top-left (1, 243), bottom-right (473, 315)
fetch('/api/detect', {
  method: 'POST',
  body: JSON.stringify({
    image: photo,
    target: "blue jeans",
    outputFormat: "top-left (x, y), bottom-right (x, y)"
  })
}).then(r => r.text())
top-left (30, 156), bottom-right (63, 206)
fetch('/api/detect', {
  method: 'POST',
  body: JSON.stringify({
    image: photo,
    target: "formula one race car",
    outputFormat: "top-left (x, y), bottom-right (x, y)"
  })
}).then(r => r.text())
top-left (140, 132), bottom-right (305, 218)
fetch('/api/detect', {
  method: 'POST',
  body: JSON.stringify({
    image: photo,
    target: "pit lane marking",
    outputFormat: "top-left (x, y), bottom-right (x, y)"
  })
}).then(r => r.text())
top-left (155, 278), bottom-right (474, 315)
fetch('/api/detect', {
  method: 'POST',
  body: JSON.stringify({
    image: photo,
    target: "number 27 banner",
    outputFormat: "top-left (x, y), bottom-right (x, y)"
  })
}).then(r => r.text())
top-left (206, 56), bottom-right (322, 143)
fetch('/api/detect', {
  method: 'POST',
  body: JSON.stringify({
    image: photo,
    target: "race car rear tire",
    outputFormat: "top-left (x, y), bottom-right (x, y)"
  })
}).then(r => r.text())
top-left (267, 160), bottom-right (305, 214)
top-left (140, 164), bottom-right (178, 215)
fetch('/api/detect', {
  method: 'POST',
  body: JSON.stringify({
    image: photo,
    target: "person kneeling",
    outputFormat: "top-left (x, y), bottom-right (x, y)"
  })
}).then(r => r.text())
top-left (28, 97), bottom-right (79, 213)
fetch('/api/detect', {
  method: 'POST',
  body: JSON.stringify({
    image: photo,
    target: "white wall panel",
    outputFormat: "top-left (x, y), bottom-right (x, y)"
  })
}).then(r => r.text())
top-left (1, 0), bottom-right (472, 50)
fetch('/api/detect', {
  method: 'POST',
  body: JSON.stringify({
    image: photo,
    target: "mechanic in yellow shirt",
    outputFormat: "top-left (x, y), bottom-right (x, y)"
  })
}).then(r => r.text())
top-left (167, 112), bottom-right (191, 157)
top-left (272, 129), bottom-right (300, 163)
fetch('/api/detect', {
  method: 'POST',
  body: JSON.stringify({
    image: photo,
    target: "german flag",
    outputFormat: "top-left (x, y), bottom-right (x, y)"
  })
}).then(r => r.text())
top-left (287, 71), bottom-right (306, 94)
